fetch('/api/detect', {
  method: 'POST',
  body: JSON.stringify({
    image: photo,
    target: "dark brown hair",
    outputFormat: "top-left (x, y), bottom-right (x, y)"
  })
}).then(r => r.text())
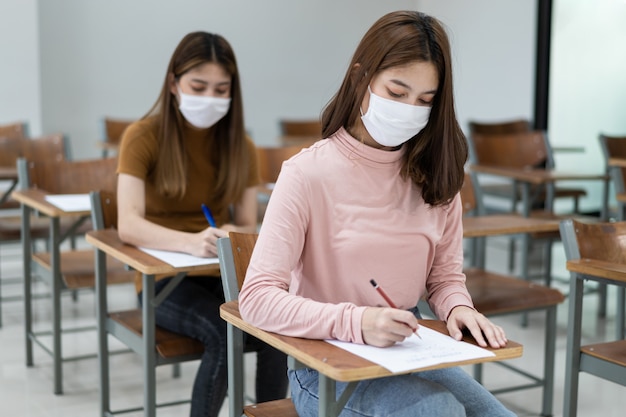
top-left (145, 31), bottom-right (249, 209)
top-left (322, 11), bottom-right (467, 206)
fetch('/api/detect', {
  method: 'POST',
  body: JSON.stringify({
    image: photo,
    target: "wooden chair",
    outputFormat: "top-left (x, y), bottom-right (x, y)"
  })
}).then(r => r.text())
top-left (0, 134), bottom-right (69, 327)
top-left (461, 172), bottom-right (565, 417)
top-left (560, 219), bottom-right (626, 417)
top-left (216, 232), bottom-right (302, 417)
top-left (467, 129), bottom-right (597, 300)
top-left (468, 128), bottom-right (586, 213)
top-left (219, 232), bottom-right (525, 417)
top-left (256, 144), bottom-right (307, 222)
top-left (278, 118), bottom-right (321, 146)
top-left (598, 133), bottom-right (626, 337)
top-left (99, 117), bottom-right (134, 158)
top-left (15, 157), bottom-right (135, 394)
top-left (89, 190), bottom-right (204, 415)
top-left (0, 120), bottom-right (28, 139)
top-left (599, 133), bottom-right (626, 221)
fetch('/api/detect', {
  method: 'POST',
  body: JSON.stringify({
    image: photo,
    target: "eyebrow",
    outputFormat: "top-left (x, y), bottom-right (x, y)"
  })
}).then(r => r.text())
top-left (189, 78), bottom-right (231, 87)
top-left (390, 79), bottom-right (437, 95)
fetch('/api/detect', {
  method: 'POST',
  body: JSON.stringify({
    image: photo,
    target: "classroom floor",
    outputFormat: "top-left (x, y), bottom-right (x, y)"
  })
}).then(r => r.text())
top-left (0, 235), bottom-right (624, 417)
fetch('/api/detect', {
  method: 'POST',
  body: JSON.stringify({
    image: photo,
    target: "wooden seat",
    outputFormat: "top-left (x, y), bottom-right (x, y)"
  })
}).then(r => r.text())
top-left (217, 232), bottom-right (297, 417)
top-left (560, 219), bottom-right (626, 417)
top-left (279, 118), bottom-right (321, 146)
top-left (109, 309), bottom-right (203, 358)
top-left (99, 117), bottom-right (134, 158)
top-left (32, 250), bottom-right (133, 289)
top-left (15, 157), bottom-right (135, 394)
top-left (461, 172), bottom-right (564, 417)
top-left (256, 144), bottom-right (308, 222)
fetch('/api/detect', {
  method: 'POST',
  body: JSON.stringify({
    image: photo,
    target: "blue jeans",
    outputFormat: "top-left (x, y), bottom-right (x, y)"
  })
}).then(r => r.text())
top-left (288, 306), bottom-right (515, 417)
top-left (289, 367), bottom-right (515, 417)
top-left (141, 276), bottom-right (288, 417)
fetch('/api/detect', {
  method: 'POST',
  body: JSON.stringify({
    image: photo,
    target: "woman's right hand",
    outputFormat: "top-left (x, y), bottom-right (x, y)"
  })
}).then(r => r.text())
top-left (361, 307), bottom-right (419, 347)
top-left (188, 226), bottom-right (229, 257)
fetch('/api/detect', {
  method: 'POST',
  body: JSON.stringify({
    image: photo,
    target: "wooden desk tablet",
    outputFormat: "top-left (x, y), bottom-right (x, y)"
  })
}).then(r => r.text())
top-left (220, 300), bottom-right (522, 417)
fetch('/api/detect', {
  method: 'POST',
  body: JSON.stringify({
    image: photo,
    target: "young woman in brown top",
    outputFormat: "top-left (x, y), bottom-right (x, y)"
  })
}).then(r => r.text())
top-left (116, 31), bottom-right (287, 417)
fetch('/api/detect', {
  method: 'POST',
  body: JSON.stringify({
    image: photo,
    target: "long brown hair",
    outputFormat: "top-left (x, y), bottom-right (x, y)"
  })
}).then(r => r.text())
top-left (144, 31), bottom-right (249, 209)
top-left (322, 11), bottom-right (467, 206)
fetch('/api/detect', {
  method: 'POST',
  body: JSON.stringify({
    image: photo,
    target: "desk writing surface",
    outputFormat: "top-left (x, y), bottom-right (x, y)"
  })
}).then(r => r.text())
top-left (45, 194), bottom-right (91, 212)
top-left (86, 229), bottom-right (220, 276)
top-left (462, 215), bottom-right (560, 238)
top-left (12, 188), bottom-right (91, 217)
top-left (566, 258), bottom-right (626, 284)
top-left (608, 157), bottom-right (626, 168)
top-left (220, 300), bottom-right (522, 382)
top-left (469, 165), bottom-right (607, 184)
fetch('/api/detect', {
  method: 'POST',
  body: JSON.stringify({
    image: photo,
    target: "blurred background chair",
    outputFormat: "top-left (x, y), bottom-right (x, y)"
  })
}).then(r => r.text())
top-left (98, 117), bottom-right (134, 158)
top-left (0, 120), bottom-right (29, 140)
top-left (0, 133), bottom-right (68, 327)
top-left (256, 144), bottom-right (308, 223)
top-left (598, 133), bottom-right (626, 337)
top-left (599, 133), bottom-right (626, 221)
top-left (468, 121), bottom-right (586, 214)
top-left (278, 118), bottom-right (321, 146)
top-left (15, 156), bottom-right (134, 394)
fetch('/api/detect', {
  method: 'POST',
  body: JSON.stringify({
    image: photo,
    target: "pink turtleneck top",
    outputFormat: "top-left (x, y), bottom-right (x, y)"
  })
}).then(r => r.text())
top-left (239, 128), bottom-right (473, 344)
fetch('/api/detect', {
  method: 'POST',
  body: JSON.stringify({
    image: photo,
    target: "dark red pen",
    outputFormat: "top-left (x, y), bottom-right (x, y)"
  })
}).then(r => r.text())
top-left (370, 279), bottom-right (422, 339)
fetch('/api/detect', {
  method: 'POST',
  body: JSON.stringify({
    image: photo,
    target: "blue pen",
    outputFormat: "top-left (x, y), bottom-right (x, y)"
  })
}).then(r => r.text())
top-left (201, 204), bottom-right (217, 228)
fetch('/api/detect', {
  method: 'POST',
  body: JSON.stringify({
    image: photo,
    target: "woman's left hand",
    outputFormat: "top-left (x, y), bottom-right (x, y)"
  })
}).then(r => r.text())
top-left (446, 305), bottom-right (507, 348)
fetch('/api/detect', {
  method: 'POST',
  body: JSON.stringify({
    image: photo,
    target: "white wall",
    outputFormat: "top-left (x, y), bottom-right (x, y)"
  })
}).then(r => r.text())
top-left (37, 0), bottom-right (416, 159)
top-left (0, 0), bottom-right (41, 136)
top-left (417, 0), bottom-right (537, 130)
top-left (35, 1), bottom-right (541, 161)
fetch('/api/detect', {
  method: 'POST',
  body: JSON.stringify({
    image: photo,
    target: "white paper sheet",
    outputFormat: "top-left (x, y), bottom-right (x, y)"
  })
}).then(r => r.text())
top-left (44, 194), bottom-right (91, 212)
top-left (326, 325), bottom-right (495, 373)
top-left (138, 247), bottom-right (220, 268)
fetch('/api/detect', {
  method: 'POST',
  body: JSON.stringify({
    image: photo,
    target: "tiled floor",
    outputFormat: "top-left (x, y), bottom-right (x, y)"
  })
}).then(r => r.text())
top-left (0, 235), bottom-right (624, 416)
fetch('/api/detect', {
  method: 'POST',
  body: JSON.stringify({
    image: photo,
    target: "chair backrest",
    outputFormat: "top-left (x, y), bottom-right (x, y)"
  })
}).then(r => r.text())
top-left (460, 172), bottom-right (488, 216)
top-left (279, 119), bottom-right (321, 136)
top-left (599, 133), bottom-right (626, 194)
top-left (468, 118), bottom-right (530, 136)
top-left (560, 218), bottom-right (626, 264)
top-left (0, 121), bottom-right (29, 139)
top-left (102, 117), bottom-right (134, 146)
top-left (90, 190), bottom-right (118, 230)
top-left (0, 136), bottom-right (23, 167)
top-left (19, 157), bottom-right (118, 195)
top-left (0, 133), bottom-right (66, 168)
top-left (217, 232), bottom-right (258, 302)
top-left (257, 145), bottom-right (305, 185)
top-left (469, 130), bottom-right (551, 169)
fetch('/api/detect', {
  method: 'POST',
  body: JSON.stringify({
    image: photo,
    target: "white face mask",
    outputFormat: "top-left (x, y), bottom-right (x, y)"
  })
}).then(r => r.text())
top-left (178, 88), bottom-right (231, 129)
top-left (361, 87), bottom-right (431, 147)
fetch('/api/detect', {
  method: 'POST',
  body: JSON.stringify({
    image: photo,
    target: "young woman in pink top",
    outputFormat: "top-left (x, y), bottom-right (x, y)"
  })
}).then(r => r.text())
top-left (239, 10), bottom-right (514, 417)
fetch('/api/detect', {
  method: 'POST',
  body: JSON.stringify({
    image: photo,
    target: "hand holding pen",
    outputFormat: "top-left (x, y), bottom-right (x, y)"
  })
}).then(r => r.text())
top-left (370, 279), bottom-right (422, 339)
